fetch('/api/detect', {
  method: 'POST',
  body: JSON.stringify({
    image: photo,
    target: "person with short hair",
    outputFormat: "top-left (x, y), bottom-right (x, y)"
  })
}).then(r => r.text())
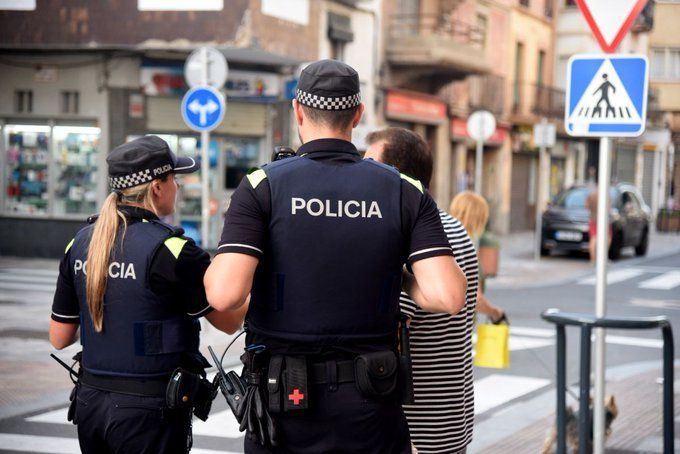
top-left (365, 127), bottom-right (478, 454)
top-left (205, 60), bottom-right (467, 453)
top-left (50, 136), bottom-right (247, 454)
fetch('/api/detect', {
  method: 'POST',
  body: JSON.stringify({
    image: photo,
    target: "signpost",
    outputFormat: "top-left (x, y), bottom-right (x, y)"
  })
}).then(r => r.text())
top-left (533, 119), bottom-right (556, 261)
top-left (570, 2), bottom-right (648, 452)
top-left (181, 47), bottom-right (227, 248)
top-left (467, 111), bottom-right (496, 194)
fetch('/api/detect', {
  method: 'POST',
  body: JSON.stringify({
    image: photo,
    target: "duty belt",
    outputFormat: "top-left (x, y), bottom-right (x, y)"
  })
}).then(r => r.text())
top-left (80, 370), bottom-right (169, 397)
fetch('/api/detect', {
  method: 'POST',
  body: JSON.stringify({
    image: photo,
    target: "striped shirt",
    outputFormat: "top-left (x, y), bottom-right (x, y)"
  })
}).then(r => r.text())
top-left (400, 210), bottom-right (478, 453)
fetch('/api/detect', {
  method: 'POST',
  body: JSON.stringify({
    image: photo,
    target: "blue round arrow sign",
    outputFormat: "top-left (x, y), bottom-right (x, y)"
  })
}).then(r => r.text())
top-left (181, 86), bottom-right (226, 132)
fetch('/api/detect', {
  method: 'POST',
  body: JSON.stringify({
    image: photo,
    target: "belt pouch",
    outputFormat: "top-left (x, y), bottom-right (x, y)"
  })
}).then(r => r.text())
top-left (67, 385), bottom-right (78, 424)
top-left (267, 355), bottom-right (283, 413)
top-left (354, 351), bottom-right (398, 398)
top-left (166, 368), bottom-right (201, 410)
top-left (283, 356), bottom-right (308, 411)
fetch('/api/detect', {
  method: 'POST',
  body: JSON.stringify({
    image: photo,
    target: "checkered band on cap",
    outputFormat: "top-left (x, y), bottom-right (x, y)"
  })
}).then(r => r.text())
top-left (109, 169), bottom-right (153, 190)
top-left (296, 89), bottom-right (361, 111)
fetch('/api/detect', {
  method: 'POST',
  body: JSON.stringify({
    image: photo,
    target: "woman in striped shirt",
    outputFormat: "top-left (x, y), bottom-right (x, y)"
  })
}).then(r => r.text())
top-left (365, 128), bottom-right (478, 454)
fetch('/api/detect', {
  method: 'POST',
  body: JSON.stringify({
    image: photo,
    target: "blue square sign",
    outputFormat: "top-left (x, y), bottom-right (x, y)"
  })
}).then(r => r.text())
top-left (565, 54), bottom-right (648, 137)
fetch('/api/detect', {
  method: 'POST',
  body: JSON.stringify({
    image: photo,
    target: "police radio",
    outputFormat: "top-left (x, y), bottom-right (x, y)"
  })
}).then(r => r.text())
top-left (271, 146), bottom-right (296, 162)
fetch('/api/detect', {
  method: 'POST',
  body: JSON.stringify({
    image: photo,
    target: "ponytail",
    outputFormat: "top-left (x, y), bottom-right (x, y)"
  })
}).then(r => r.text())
top-left (85, 178), bottom-right (166, 331)
top-left (85, 192), bottom-right (126, 332)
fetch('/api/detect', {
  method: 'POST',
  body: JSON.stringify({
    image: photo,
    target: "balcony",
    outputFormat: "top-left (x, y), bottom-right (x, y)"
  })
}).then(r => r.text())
top-left (386, 14), bottom-right (490, 90)
top-left (468, 75), bottom-right (506, 116)
top-left (511, 82), bottom-right (565, 122)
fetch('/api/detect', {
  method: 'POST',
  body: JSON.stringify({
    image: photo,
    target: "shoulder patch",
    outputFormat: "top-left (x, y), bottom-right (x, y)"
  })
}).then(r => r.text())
top-left (164, 236), bottom-right (188, 259)
top-left (400, 174), bottom-right (424, 194)
top-left (246, 169), bottom-right (267, 189)
top-left (64, 238), bottom-right (75, 254)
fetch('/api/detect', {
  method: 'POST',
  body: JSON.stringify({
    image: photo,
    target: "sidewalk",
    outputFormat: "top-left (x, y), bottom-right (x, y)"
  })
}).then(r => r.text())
top-left (470, 361), bottom-right (679, 453)
top-left (487, 229), bottom-right (680, 290)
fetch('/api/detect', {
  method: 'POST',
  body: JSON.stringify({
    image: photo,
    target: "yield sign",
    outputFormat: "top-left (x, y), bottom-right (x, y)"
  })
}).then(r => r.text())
top-left (576, 0), bottom-right (648, 53)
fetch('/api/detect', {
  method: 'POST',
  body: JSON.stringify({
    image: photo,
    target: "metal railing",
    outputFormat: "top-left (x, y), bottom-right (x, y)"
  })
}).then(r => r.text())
top-left (388, 13), bottom-right (484, 46)
top-left (469, 74), bottom-right (505, 116)
top-left (511, 82), bottom-right (565, 119)
top-left (541, 309), bottom-right (675, 454)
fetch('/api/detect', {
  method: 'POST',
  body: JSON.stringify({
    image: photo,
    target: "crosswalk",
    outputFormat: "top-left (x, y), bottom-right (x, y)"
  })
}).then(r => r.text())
top-left (577, 266), bottom-right (680, 290)
top-left (0, 268), bottom-right (57, 294)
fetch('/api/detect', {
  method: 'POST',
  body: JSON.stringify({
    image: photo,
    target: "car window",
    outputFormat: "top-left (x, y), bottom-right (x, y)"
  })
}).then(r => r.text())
top-left (555, 188), bottom-right (618, 208)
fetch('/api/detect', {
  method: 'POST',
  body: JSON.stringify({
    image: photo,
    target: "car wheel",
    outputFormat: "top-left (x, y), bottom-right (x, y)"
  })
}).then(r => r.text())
top-left (608, 231), bottom-right (622, 261)
top-left (635, 228), bottom-right (649, 256)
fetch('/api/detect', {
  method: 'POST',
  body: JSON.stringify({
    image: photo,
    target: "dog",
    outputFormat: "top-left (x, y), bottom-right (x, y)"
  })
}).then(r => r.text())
top-left (541, 395), bottom-right (618, 454)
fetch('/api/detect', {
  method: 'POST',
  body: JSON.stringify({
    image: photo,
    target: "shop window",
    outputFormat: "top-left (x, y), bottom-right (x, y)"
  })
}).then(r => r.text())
top-left (3, 125), bottom-right (50, 214)
top-left (52, 126), bottom-right (101, 216)
top-left (14, 90), bottom-right (33, 113)
top-left (60, 91), bottom-right (80, 114)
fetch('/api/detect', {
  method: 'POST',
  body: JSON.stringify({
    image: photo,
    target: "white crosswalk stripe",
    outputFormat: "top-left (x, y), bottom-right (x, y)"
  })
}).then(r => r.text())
top-left (638, 270), bottom-right (680, 290)
top-left (474, 374), bottom-right (550, 415)
top-left (0, 268), bottom-right (57, 293)
top-left (578, 268), bottom-right (646, 285)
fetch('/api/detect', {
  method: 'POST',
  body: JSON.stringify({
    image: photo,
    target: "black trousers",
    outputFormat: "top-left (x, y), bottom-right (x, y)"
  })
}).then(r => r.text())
top-left (244, 381), bottom-right (411, 454)
top-left (75, 384), bottom-right (192, 454)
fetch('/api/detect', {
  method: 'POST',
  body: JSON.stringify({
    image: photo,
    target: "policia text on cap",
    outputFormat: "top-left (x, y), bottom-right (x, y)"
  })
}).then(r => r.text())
top-left (205, 59), bottom-right (467, 453)
top-left (49, 136), bottom-right (248, 454)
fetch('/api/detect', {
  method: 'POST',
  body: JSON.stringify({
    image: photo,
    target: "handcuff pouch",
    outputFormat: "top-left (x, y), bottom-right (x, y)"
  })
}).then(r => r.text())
top-left (354, 351), bottom-right (398, 398)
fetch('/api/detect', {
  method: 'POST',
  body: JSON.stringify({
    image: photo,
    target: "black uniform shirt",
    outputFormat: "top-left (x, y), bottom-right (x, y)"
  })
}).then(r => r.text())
top-left (217, 139), bottom-right (453, 357)
top-left (51, 205), bottom-right (213, 324)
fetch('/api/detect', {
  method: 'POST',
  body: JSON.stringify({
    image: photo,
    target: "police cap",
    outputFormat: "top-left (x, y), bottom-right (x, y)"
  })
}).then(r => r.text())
top-left (295, 59), bottom-right (361, 111)
top-left (107, 135), bottom-right (199, 190)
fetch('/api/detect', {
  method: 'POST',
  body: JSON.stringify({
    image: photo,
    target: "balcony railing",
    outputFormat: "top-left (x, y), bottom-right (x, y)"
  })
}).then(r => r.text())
top-left (388, 13), bottom-right (484, 47)
top-left (469, 74), bottom-right (505, 116)
top-left (512, 82), bottom-right (565, 119)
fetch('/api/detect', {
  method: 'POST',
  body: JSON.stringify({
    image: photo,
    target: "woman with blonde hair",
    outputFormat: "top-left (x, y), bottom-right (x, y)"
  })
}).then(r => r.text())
top-left (449, 191), bottom-right (506, 323)
top-left (49, 136), bottom-right (246, 453)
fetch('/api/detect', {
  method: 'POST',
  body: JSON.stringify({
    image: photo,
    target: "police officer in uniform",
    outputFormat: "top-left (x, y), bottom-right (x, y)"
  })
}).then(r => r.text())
top-left (205, 60), bottom-right (467, 453)
top-left (50, 136), bottom-right (247, 454)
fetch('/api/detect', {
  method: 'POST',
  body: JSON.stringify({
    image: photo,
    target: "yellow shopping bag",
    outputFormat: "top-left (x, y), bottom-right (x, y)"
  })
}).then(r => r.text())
top-left (474, 323), bottom-right (510, 369)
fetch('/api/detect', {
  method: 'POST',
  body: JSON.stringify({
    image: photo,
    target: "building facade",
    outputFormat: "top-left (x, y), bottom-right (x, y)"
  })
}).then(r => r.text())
top-left (0, 0), bottom-right (325, 256)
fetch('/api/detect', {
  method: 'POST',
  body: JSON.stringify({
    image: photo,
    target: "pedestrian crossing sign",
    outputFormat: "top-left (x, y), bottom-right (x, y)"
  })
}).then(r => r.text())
top-left (565, 54), bottom-right (648, 137)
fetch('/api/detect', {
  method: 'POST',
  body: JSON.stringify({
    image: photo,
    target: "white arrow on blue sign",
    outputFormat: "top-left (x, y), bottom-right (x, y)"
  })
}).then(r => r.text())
top-left (565, 54), bottom-right (648, 137)
top-left (181, 86), bottom-right (226, 132)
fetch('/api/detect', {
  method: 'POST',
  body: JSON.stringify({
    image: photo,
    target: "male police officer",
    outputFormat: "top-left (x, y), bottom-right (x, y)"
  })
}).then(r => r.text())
top-left (205, 60), bottom-right (467, 453)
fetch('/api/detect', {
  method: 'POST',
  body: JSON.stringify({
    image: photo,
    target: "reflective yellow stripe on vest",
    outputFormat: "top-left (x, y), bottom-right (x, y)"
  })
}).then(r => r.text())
top-left (400, 173), bottom-right (424, 194)
top-left (246, 169), bottom-right (267, 189)
top-left (64, 238), bottom-right (75, 254)
top-left (164, 237), bottom-right (188, 259)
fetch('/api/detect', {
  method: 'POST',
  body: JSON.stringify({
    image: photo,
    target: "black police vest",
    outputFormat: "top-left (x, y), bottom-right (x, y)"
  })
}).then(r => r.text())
top-left (70, 219), bottom-right (201, 378)
top-left (248, 156), bottom-right (405, 349)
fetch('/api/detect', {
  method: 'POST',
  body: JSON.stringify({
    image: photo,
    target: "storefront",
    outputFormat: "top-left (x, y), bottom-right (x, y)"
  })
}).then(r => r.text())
top-left (136, 62), bottom-right (284, 247)
top-left (384, 89), bottom-right (451, 207)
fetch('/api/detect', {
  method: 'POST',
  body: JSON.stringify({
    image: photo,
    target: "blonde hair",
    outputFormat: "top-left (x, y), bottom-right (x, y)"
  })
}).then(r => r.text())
top-left (86, 180), bottom-right (162, 332)
top-left (449, 191), bottom-right (489, 239)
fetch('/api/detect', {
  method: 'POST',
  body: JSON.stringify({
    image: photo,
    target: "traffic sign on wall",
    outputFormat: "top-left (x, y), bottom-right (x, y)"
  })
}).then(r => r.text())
top-left (181, 86), bottom-right (226, 132)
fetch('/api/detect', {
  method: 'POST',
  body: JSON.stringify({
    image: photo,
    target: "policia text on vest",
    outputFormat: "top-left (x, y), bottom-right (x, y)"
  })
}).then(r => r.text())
top-left (291, 197), bottom-right (383, 218)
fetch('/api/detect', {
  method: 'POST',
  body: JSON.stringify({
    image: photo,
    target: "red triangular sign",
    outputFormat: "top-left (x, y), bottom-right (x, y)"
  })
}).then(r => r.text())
top-left (576, 0), bottom-right (648, 53)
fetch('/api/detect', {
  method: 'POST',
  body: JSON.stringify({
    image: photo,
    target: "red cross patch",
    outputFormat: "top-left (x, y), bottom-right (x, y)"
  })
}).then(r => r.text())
top-left (288, 388), bottom-right (305, 405)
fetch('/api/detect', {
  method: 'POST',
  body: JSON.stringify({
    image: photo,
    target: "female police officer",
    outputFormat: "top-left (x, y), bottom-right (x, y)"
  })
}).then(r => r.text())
top-left (49, 136), bottom-right (247, 453)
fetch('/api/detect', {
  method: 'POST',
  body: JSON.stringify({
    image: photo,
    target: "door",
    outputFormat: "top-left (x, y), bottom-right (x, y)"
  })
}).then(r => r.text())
top-left (510, 154), bottom-right (534, 231)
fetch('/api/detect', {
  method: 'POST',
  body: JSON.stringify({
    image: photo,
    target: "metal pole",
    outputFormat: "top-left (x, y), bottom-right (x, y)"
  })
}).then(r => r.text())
top-left (556, 324), bottom-right (567, 454)
top-left (475, 138), bottom-right (483, 194)
top-left (593, 136), bottom-right (611, 454)
top-left (662, 325), bottom-right (675, 454)
top-left (200, 47), bottom-right (210, 248)
top-left (579, 325), bottom-right (592, 454)
top-left (535, 118), bottom-right (548, 261)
